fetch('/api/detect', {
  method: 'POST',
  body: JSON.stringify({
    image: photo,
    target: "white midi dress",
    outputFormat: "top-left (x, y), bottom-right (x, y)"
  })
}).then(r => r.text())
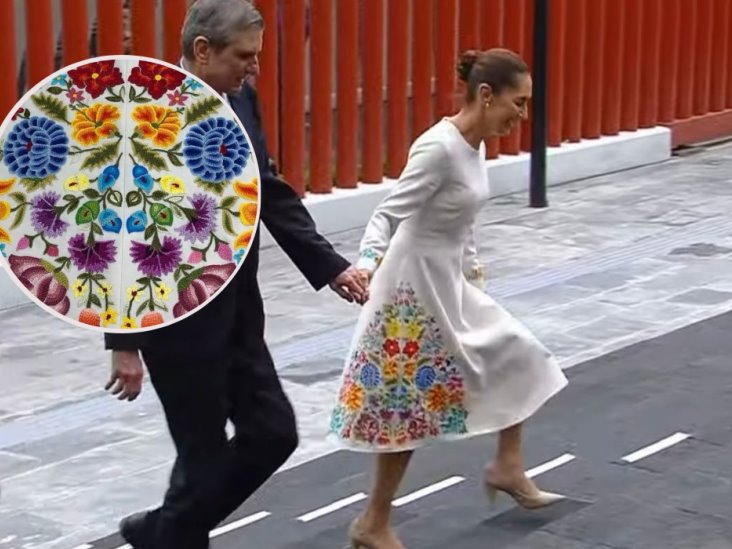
top-left (328, 119), bottom-right (568, 452)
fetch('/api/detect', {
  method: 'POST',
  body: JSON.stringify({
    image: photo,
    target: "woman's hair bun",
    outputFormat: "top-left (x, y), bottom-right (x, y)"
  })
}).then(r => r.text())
top-left (457, 50), bottom-right (480, 83)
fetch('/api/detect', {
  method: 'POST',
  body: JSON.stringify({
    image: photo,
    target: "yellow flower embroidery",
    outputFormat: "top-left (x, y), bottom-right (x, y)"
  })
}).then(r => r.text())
top-left (64, 174), bottom-right (90, 192)
top-left (160, 175), bottom-right (185, 194)
top-left (0, 227), bottom-right (10, 244)
top-left (122, 316), bottom-right (138, 329)
top-left (155, 283), bottom-right (172, 301)
top-left (97, 281), bottom-right (113, 298)
top-left (234, 228), bottom-right (253, 249)
top-left (132, 105), bottom-right (181, 148)
top-left (101, 308), bottom-right (119, 328)
top-left (127, 286), bottom-right (143, 302)
top-left (0, 201), bottom-right (9, 221)
top-left (73, 279), bottom-right (86, 298)
top-left (383, 359), bottom-right (399, 383)
top-left (233, 177), bottom-right (258, 201)
top-left (239, 202), bottom-right (257, 226)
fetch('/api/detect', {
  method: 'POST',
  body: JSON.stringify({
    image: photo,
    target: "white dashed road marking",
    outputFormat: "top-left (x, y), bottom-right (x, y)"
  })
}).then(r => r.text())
top-left (621, 432), bottom-right (691, 463)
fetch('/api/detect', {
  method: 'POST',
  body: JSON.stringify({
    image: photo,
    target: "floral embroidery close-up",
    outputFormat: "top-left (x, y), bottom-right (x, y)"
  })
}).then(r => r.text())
top-left (0, 56), bottom-right (261, 332)
top-left (330, 282), bottom-right (469, 447)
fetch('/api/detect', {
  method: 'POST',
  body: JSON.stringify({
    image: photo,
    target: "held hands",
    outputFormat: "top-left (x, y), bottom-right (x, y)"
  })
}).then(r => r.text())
top-left (105, 350), bottom-right (144, 401)
top-left (329, 265), bottom-right (370, 304)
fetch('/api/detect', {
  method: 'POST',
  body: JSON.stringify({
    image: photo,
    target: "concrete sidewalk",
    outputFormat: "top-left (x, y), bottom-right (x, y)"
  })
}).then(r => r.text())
top-left (1, 140), bottom-right (732, 548)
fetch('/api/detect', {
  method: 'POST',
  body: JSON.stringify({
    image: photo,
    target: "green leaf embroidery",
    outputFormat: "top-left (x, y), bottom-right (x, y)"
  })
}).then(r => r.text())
top-left (131, 139), bottom-right (167, 171)
top-left (151, 190), bottom-right (168, 201)
top-left (177, 267), bottom-right (205, 292)
top-left (82, 188), bottom-right (101, 199)
top-left (168, 153), bottom-right (183, 167)
top-left (20, 176), bottom-right (55, 192)
top-left (90, 294), bottom-right (102, 308)
top-left (185, 96), bottom-right (220, 127)
top-left (126, 190), bottom-right (142, 207)
top-left (222, 210), bottom-right (236, 236)
top-left (9, 192), bottom-right (26, 204)
top-left (194, 177), bottom-right (226, 196)
top-left (108, 190), bottom-right (123, 207)
top-left (150, 203), bottom-right (174, 226)
top-left (75, 200), bottom-right (101, 224)
top-left (136, 300), bottom-right (150, 317)
top-left (53, 270), bottom-right (70, 289)
top-left (46, 86), bottom-right (64, 95)
top-left (10, 205), bottom-right (25, 230)
top-left (30, 93), bottom-right (69, 123)
top-left (81, 142), bottom-right (119, 171)
top-left (220, 195), bottom-right (237, 209)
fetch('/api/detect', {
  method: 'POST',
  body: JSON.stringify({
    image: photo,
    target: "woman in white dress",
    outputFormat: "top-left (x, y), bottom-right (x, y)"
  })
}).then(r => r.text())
top-left (329, 48), bottom-right (569, 549)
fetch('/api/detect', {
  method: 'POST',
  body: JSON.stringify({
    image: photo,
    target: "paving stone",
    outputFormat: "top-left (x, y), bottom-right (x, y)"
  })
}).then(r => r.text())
top-left (670, 288), bottom-right (732, 306)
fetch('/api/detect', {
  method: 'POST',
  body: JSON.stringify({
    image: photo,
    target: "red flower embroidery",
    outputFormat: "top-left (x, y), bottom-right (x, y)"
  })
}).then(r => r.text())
top-left (129, 61), bottom-right (186, 99)
top-left (403, 340), bottom-right (420, 358)
top-left (68, 61), bottom-right (124, 98)
top-left (383, 338), bottom-right (400, 356)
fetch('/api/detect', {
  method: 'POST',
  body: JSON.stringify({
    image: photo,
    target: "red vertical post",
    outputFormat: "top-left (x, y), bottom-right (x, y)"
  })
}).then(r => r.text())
top-left (582, 0), bottom-right (604, 139)
top-left (131, 0), bottom-right (157, 58)
top-left (386, 0), bottom-right (409, 178)
top-left (693, 0), bottom-right (714, 116)
top-left (280, 0), bottom-right (307, 194)
top-left (547, 0), bottom-right (566, 147)
top-left (657, 0), bottom-right (681, 123)
top-left (62, 0), bottom-right (89, 65)
top-left (481, 0), bottom-right (504, 158)
top-left (709, 0), bottom-right (730, 112)
top-left (459, 0), bottom-right (480, 51)
top-left (96, 0), bottom-right (124, 55)
top-left (309, 0), bottom-right (333, 193)
top-left (335, 0), bottom-right (359, 189)
top-left (435, 0), bottom-right (458, 119)
top-left (501, 0), bottom-right (526, 153)
top-left (563, 0), bottom-right (585, 142)
top-left (25, 0), bottom-right (54, 89)
top-left (256, 0), bottom-right (280, 165)
top-left (620, 0), bottom-right (642, 131)
top-left (162, 0), bottom-right (188, 63)
top-left (675, 0), bottom-right (697, 120)
top-left (361, 0), bottom-right (384, 183)
top-left (601, 0), bottom-right (624, 135)
top-left (564, 0), bottom-right (587, 143)
top-left (0, 1), bottom-right (17, 119)
top-left (727, 0), bottom-right (732, 108)
top-left (412, 1), bottom-right (434, 140)
top-left (520, 0), bottom-right (534, 152)
top-left (639, 0), bottom-right (662, 128)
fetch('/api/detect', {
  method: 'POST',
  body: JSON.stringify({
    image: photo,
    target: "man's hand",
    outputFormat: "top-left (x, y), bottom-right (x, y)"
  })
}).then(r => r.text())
top-left (329, 265), bottom-right (369, 304)
top-left (105, 350), bottom-right (144, 401)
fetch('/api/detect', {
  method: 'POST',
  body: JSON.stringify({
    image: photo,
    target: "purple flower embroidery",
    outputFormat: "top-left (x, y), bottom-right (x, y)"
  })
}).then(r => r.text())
top-left (130, 236), bottom-right (182, 277)
top-left (30, 192), bottom-right (68, 237)
top-left (176, 194), bottom-right (216, 243)
top-left (67, 233), bottom-right (117, 273)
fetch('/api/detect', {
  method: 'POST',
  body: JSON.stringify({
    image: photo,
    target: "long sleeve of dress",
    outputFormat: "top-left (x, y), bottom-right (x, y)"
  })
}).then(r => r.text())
top-left (356, 137), bottom-right (447, 273)
top-left (462, 222), bottom-right (486, 289)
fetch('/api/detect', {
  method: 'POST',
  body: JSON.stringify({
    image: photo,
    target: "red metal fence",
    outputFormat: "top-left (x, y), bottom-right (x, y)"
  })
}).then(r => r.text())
top-left (3, 0), bottom-right (732, 197)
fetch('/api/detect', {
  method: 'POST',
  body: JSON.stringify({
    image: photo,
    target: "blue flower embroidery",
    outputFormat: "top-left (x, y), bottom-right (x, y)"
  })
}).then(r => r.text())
top-left (51, 74), bottom-right (68, 86)
top-left (183, 117), bottom-right (249, 183)
top-left (132, 165), bottom-right (153, 193)
top-left (359, 364), bottom-right (382, 388)
top-left (126, 211), bottom-right (147, 233)
top-left (4, 117), bottom-right (69, 179)
top-left (185, 78), bottom-right (203, 91)
top-left (99, 208), bottom-right (122, 233)
top-left (415, 365), bottom-right (436, 390)
top-left (99, 165), bottom-right (120, 191)
top-left (233, 248), bottom-right (245, 264)
top-left (0, 243), bottom-right (6, 258)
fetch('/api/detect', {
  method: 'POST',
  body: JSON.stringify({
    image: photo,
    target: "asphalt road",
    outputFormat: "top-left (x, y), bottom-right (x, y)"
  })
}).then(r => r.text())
top-left (87, 311), bottom-right (732, 549)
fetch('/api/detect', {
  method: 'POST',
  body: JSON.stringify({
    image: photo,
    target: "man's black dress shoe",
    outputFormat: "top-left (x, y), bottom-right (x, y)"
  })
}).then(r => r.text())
top-left (119, 511), bottom-right (154, 549)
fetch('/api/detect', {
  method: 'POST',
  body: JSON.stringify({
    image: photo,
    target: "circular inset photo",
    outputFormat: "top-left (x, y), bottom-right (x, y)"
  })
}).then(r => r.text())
top-left (0, 55), bottom-right (261, 332)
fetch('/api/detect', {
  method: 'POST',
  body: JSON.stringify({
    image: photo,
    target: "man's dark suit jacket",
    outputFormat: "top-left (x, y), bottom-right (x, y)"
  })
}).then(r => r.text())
top-left (104, 83), bottom-right (350, 358)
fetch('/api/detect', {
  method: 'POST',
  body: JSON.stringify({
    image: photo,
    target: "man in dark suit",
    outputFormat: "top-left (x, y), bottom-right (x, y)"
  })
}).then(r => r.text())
top-left (103, 1), bottom-right (367, 547)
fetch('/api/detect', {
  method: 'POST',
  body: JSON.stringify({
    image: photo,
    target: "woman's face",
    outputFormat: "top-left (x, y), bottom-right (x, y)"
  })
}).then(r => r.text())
top-left (480, 73), bottom-right (532, 138)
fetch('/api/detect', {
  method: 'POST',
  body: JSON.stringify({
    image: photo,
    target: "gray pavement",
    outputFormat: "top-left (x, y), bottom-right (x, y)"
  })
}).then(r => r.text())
top-left (90, 307), bottom-right (732, 549)
top-left (1, 141), bottom-right (732, 547)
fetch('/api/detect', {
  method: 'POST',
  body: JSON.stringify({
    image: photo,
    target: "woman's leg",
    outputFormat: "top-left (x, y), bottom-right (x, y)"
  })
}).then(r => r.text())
top-left (351, 451), bottom-right (413, 548)
top-left (485, 422), bottom-right (564, 509)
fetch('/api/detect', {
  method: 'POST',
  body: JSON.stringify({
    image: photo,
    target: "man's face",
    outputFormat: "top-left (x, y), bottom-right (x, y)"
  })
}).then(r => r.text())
top-left (198, 28), bottom-right (263, 94)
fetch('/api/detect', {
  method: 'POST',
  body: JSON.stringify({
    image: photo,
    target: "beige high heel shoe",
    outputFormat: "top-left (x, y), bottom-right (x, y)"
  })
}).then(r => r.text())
top-left (484, 478), bottom-right (565, 509)
top-left (348, 518), bottom-right (408, 549)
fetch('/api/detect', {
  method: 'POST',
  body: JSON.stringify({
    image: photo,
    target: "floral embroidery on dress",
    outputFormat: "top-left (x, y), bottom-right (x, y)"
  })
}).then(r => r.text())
top-left (330, 282), bottom-right (468, 447)
top-left (0, 56), bottom-right (261, 331)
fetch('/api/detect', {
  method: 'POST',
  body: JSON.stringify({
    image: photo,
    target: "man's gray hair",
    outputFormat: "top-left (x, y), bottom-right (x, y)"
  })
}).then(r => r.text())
top-left (181, 0), bottom-right (265, 59)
